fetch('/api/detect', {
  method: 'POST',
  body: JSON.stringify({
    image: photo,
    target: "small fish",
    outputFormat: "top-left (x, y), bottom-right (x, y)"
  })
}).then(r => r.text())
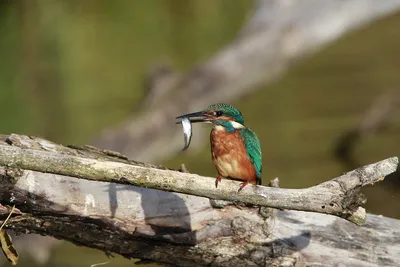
top-left (180, 117), bottom-right (192, 150)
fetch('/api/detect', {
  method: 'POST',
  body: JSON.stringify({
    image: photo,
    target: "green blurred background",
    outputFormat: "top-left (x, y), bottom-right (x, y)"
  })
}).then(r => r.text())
top-left (0, 0), bottom-right (399, 266)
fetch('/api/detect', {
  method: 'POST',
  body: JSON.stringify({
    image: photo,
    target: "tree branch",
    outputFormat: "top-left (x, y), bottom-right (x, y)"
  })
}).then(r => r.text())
top-left (0, 134), bottom-right (397, 225)
top-left (0, 134), bottom-right (399, 266)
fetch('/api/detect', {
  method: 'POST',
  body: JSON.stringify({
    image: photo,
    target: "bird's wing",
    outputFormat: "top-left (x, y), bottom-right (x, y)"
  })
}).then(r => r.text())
top-left (240, 128), bottom-right (262, 184)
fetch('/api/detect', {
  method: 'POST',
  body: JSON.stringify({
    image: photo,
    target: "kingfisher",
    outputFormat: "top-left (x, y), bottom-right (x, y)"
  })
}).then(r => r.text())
top-left (177, 103), bottom-right (262, 191)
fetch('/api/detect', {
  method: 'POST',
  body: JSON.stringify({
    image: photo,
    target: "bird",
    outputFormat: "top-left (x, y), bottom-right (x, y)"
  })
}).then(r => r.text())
top-left (177, 103), bottom-right (262, 191)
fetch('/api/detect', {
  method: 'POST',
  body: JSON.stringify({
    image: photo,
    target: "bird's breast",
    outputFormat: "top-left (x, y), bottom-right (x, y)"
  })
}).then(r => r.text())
top-left (210, 127), bottom-right (256, 181)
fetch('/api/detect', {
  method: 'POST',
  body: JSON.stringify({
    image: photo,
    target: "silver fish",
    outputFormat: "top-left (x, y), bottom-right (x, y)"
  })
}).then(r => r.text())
top-left (181, 117), bottom-right (192, 150)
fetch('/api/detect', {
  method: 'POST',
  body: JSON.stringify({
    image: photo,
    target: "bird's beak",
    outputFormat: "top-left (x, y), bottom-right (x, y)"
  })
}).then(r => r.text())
top-left (176, 111), bottom-right (213, 124)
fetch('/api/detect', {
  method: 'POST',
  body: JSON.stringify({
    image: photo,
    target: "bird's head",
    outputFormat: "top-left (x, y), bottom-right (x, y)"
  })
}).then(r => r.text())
top-left (177, 103), bottom-right (245, 131)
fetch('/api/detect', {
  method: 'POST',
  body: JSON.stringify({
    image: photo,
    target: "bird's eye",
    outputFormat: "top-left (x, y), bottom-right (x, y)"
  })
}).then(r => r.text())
top-left (215, 111), bottom-right (224, 117)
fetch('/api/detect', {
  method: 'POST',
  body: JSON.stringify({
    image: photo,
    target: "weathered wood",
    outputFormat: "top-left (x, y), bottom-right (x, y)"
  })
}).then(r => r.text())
top-left (93, 0), bottom-right (400, 163)
top-left (0, 134), bottom-right (398, 266)
top-left (0, 135), bottom-right (397, 225)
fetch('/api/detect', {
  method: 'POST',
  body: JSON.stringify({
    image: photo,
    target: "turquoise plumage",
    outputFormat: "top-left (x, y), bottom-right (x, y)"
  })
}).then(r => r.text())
top-left (240, 127), bottom-right (262, 184)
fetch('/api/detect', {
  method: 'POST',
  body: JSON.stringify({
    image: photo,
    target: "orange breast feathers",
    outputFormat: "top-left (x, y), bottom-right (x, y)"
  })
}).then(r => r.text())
top-left (210, 127), bottom-right (257, 183)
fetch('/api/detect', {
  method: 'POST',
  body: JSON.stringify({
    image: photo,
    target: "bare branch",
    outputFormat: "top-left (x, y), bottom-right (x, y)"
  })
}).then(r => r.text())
top-left (0, 134), bottom-right (399, 266)
top-left (0, 134), bottom-right (397, 225)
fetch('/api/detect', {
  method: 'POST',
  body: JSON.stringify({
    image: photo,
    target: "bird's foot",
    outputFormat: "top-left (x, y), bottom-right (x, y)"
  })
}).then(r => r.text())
top-left (215, 175), bottom-right (223, 188)
top-left (238, 181), bottom-right (249, 192)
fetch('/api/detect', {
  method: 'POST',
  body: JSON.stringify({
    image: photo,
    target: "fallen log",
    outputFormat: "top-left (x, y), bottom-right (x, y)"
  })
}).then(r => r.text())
top-left (0, 134), bottom-right (398, 266)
